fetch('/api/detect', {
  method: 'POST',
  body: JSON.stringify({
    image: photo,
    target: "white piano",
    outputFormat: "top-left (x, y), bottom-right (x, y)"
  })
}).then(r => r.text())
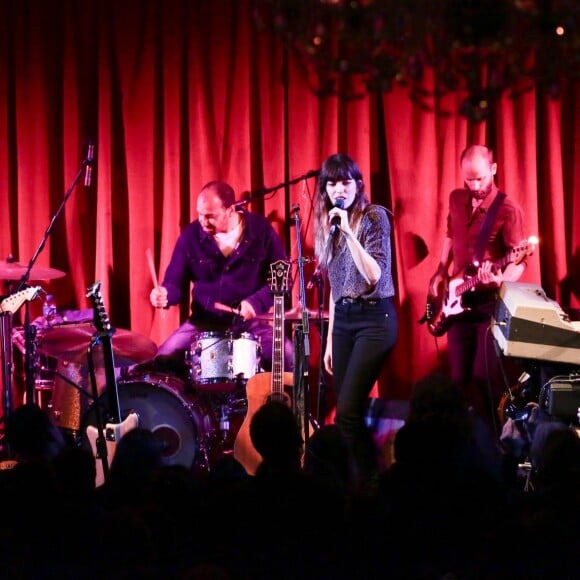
top-left (493, 281), bottom-right (580, 366)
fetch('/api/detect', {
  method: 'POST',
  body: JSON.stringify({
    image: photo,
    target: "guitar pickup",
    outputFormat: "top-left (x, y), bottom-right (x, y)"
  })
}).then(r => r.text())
top-left (105, 426), bottom-right (118, 442)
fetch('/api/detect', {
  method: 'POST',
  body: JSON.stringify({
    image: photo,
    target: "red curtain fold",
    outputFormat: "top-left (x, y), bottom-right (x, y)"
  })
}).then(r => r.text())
top-left (1, 0), bottom-right (578, 414)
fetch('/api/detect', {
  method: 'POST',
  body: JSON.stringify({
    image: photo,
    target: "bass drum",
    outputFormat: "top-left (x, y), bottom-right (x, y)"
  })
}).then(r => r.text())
top-left (82, 373), bottom-right (214, 470)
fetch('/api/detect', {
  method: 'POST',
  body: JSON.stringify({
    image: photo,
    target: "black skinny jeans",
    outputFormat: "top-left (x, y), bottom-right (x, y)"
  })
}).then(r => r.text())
top-left (331, 297), bottom-right (398, 484)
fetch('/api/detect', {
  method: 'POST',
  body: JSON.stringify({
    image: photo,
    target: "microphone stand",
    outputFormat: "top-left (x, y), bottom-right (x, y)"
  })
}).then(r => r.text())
top-left (290, 204), bottom-right (316, 445)
top-left (0, 150), bottom-right (92, 451)
top-left (233, 169), bottom-right (320, 209)
top-left (312, 273), bottom-right (327, 424)
top-left (14, 154), bottom-right (91, 295)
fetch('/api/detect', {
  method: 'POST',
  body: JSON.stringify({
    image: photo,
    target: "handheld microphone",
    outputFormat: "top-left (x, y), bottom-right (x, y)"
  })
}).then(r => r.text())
top-left (329, 198), bottom-right (345, 236)
top-left (84, 140), bottom-right (95, 187)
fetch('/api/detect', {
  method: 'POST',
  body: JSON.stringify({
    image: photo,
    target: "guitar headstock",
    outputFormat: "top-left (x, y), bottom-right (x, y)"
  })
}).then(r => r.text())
top-left (269, 260), bottom-right (291, 296)
top-left (511, 235), bottom-right (538, 265)
top-left (86, 281), bottom-right (111, 332)
top-left (0, 286), bottom-right (42, 314)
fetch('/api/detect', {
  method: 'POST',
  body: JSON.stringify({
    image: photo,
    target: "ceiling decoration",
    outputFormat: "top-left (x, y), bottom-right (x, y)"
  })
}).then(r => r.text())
top-left (254, 0), bottom-right (580, 121)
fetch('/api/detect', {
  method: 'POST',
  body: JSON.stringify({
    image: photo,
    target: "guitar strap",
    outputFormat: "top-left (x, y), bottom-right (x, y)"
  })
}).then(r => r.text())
top-left (473, 191), bottom-right (506, 265)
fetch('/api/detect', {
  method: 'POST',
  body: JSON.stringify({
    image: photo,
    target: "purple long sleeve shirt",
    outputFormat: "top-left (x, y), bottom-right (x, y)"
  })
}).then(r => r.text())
top-left (162, 210), bottom-right (288, 325)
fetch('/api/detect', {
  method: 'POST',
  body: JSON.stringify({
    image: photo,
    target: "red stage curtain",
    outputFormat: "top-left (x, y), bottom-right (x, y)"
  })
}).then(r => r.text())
top-left (1, 0), bottom-right (579, 415)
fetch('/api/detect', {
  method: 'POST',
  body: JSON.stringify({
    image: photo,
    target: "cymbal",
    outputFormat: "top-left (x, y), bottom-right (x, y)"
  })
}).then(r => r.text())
top-left (37, 323), bottom-right (158, 367)
top-left (256, 307), bottom-right (329, 322)
top-left (0, 260), bottom-right (66, 280)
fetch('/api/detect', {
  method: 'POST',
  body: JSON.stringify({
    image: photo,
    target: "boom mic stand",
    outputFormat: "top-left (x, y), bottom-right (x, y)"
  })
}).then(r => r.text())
top-left (290, 204), bottom-right (317, 444)
top-left (233, 169), bottom-right (320, 209)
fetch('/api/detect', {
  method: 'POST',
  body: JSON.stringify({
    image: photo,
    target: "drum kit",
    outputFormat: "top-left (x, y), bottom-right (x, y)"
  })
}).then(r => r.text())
top-left (13, 321), bottom-right (261, 473)
top-left (2, 258), bottom-right (329, 473)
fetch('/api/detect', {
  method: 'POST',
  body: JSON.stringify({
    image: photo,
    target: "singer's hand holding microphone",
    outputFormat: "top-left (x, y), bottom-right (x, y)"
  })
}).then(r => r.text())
top-left (329, 198), bottom-right (347, 236)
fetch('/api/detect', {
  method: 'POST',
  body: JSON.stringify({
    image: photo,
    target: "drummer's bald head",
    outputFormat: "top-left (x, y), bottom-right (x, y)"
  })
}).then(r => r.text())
top-left (200, 181), bottom-right (236, 208)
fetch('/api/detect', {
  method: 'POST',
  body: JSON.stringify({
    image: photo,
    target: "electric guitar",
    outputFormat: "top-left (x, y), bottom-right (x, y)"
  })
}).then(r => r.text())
top-left (0, 286), bottom-right (42, 314)
top-left (233, 260), bottom-right (294, 475)
top-left (85, 282), bottom-right (138, 487)
top-left (425, 237), bottom-right (537, 337)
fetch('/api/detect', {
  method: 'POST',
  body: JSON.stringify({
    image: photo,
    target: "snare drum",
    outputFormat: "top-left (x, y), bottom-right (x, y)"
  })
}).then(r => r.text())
top-left (187, 331), bottom-right (261, 392)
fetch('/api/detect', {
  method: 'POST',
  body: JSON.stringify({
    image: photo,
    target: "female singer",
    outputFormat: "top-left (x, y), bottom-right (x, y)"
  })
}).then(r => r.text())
top-left (314, 153), bottom-right (398, 488)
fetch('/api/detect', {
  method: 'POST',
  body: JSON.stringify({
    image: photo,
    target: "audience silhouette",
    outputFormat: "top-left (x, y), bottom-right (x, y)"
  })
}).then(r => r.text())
top-left (2, 374), bottom-right (580, 579)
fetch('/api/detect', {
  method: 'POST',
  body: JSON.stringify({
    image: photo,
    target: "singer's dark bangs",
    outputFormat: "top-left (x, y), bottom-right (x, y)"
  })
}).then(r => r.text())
top-left (320, 154), bottom-right (362, 185)
top-left (324, 164), bottom-right (353, 182)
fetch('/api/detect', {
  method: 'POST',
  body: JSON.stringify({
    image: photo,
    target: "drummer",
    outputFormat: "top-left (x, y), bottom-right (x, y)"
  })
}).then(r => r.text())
top-left (149, 180), bottom-right (294, 374)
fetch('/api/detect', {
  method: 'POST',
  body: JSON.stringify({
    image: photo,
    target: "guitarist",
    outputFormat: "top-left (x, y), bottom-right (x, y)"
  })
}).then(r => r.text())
top-left (428, 145), bottom-right (527, 432)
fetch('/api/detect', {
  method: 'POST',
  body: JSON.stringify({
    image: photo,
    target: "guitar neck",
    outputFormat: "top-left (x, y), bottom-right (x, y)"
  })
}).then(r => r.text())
top-left (271, 294), bottom-right (285, 401)
top-left (87, 282), bottom-right (122, 424)
top-left (100, 333), bottom-right (121, 423)
top-left (456, 254), bottom-right (512, 295)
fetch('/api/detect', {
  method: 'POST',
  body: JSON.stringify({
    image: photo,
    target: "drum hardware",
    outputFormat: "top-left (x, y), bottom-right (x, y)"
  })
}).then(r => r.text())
top-left (23, 316), bottom-right (39, 408)
top-left (218, 404), bottom-right (230, 435)
top-left (13, 325), bottom-right (55, 409)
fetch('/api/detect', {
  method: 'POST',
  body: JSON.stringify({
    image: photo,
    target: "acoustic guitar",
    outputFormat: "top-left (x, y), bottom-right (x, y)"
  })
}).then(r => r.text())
top-left (233, 259), bottom-right (294, 475)
top-left (85, 282), bottom-right (138, 487)
top-left (425, 237), bottom-right (536, 337)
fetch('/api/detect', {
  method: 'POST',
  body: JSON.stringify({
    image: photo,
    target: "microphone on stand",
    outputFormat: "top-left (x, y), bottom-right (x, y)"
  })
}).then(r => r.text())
top-left (233, 198), bottom-right (251, 209)
top-left (307, 268), bottom-right (322, 290)
top-left (329, 198), bottom-right (345, 236)
top-left (84, 140), bottom-right (95, 187)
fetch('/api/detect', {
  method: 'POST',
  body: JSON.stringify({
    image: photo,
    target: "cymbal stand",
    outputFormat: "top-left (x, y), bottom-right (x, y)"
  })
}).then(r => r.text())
top-left (23, 304), bottom-right (38, 406)
top-left (290, 204), bottom-right (316, 443)
top-left (0, 311), bottom-right (14, 457)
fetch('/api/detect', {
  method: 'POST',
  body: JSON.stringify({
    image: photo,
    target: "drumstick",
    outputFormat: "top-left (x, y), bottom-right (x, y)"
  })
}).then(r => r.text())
top-left (146, 248), bottom-right (159, 289)
top-left (215, 301), bottom-right (238, 315)
top-left (146, 248), bottom-right (166, 318)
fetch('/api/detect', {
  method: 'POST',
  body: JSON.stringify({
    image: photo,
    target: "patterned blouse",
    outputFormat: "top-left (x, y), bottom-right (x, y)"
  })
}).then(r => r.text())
top-left (328, 204), bottom-right (395, 303)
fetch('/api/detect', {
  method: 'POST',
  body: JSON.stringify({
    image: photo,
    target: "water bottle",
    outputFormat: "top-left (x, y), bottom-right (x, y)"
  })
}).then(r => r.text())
top-left (42, 294), bottom-right (58, 327)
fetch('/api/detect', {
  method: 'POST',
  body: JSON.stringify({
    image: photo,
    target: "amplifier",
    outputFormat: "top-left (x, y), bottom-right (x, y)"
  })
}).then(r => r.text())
top-left (544, 375), bottom-right (580, 419)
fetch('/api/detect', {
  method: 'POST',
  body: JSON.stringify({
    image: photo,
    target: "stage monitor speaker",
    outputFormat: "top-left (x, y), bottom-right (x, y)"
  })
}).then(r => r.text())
top-left (546, 377), bottom-right (580, 419)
